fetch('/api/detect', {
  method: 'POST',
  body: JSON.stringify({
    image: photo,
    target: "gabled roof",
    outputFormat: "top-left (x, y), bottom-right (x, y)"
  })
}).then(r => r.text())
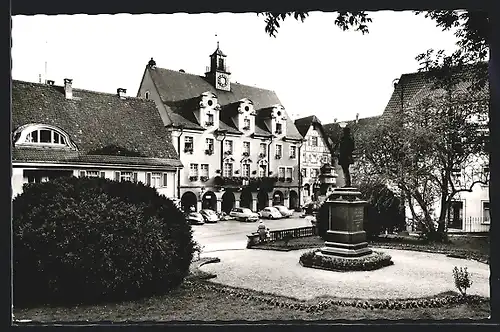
top-left (147, 66), bottom-right (303, 140)
top-left (12, 80), bottom-right (182, 167)
top-left (294, 115), bottom-right (322, 137)
top-left (382, 66), bottom-right (489, 120)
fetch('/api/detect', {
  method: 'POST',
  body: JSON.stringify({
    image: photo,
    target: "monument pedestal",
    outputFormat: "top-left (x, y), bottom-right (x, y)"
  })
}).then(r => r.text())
top-left (318, 187), bottom-right (372, 258)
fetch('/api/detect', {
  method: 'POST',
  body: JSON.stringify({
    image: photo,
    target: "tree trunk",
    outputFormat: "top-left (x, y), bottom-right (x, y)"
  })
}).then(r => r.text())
top-left (406, 193), bottom-right (418, 231)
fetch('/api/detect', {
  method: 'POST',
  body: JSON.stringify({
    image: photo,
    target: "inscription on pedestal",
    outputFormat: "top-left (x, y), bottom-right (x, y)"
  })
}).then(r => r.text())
top-left (352, 206), bottom-right (363, 231)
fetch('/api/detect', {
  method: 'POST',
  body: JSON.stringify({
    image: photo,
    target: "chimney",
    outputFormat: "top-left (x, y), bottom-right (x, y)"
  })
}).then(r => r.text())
top-left (333, 118), bottom-right (337, 123)
top-left (64, 78), bottom-right (73, 99)
top-left (356, 113), bottom-right (359, 124)
top-left (147, 57), bottom-right (156, 69)
top-left (117, 88), bottom-right (127, 99)
top-left (47, 80), bottom-right (55, 86)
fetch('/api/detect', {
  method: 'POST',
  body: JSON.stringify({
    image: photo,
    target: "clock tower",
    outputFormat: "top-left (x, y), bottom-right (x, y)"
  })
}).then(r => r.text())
top-left (205, 42), bottom-right (231, 91)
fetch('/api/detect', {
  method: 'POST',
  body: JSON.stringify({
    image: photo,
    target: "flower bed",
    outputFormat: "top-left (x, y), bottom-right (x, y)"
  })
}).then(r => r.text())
top-left (194, 281), bottom-right (487, 313)
top-left (371, 243), bottom-right (489, 265)
top-left (299, 249), bottom-right (394, 272)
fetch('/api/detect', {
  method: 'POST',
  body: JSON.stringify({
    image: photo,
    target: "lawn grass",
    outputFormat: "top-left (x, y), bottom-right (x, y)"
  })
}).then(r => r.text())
top-left (13, 280), bottom-right (490, 322)
top-left (12, 236), bottom-right (491, 323)
top-left (251, 234), bottom-right (490, 264)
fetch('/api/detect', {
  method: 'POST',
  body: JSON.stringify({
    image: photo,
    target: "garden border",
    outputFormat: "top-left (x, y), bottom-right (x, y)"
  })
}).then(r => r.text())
top-left (193, 279), bottom-right (488, 313)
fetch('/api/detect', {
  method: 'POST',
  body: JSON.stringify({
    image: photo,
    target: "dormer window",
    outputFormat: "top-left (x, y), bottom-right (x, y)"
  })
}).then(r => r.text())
top-left (275, 123), bottom-right (283, 135)
top-left (206, 114), bottom-right (214, 126)
top-left (243, 118), bottom-right (251, 130)
top-left (14, 124), bottom-right (74, 149)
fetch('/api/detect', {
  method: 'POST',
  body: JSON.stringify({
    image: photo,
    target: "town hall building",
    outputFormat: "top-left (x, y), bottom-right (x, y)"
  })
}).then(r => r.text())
top-left (137, 44), bottom-right (304, 214)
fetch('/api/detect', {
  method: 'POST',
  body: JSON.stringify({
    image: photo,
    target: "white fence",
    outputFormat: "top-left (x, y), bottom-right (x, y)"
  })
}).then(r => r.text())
top-left (459, 217), bottom-right (490, 233)
top-left (405, 216), bottom-right (490, 233)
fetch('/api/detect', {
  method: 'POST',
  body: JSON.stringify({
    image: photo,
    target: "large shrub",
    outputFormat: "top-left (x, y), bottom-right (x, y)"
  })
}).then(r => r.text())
top-left (359, 182), bottom-right (405, 238)
top-left (13, 176), bottom-right (195, 307)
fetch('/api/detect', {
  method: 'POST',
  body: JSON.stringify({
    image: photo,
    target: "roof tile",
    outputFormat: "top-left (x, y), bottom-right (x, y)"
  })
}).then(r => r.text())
top-left (148, 67), bottom-right (303, 140)
top-left (12, 80), bottom-right (181, 166)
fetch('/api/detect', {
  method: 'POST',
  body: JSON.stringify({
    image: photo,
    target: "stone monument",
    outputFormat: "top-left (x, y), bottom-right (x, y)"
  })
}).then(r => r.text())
top-left (318, 188), bottom-right (372, 257)
top-left (317, 126), bottom-right (372, 258)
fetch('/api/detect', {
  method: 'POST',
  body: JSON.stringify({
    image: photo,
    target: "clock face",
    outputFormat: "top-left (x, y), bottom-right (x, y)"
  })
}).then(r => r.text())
top-left (217, 75), bottom-right (228, 87)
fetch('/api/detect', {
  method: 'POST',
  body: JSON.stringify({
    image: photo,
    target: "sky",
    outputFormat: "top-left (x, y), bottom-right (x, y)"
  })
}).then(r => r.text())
top-left (11, 11), bottom-right (459, 124)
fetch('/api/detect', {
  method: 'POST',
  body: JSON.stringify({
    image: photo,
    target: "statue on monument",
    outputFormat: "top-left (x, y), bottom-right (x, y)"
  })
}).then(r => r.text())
top-left (337, 127), bottom-right (355, 188)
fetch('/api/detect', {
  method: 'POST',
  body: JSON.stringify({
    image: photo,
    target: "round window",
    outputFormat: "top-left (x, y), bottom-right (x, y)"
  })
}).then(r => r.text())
top-left (207, 100), bottom-right (213, 106)
top-left (245, 106), bottom-right (250, 112)
top-left (277, 111), bottom-right (282, 116)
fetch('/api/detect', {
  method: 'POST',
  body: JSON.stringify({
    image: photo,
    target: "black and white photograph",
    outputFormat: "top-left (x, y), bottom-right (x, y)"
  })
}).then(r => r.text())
top-left (10, 5), bottom-right (495, 323)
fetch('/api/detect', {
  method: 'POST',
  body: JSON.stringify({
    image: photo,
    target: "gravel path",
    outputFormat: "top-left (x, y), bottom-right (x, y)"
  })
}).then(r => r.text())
top-left (200, 248), bottom-right (490, 301)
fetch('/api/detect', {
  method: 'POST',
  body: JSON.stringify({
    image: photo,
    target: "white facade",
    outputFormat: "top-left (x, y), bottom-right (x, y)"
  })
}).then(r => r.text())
top-left (300, 125), bottom-right (335, 206)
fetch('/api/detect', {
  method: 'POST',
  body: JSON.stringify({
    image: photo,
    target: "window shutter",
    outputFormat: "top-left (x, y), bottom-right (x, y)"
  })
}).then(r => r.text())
top-left (133, 172), bottom-right (138, 183)
top-left (100, 171), bottom-right (106, 178)
top-left (114, 171), bottom-right (120, 181)
top-left (146, 172), bottom-right (152, 186)
top-left (163, 173), bottom-right (168, 187)
top-left (79, 170), bottom-right (86, 177)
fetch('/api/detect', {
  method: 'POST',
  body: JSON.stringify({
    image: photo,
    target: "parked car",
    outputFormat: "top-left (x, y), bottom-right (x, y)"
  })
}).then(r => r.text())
top-left (200, 209), bottom-right (219, 223)
top-left (273, 205), bottom-right (294, 218)
top-left (259, 206), bottom-right (283, 219)
top-left (229, 207), bottom-right (259, 222)
top-left (186, 212), bottom-right (205, 225)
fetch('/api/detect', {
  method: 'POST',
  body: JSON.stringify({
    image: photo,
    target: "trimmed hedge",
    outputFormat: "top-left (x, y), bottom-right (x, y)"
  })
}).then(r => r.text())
top-left (299, 249), bottom-right (394, 272)
top-left (13, 176), bottom-right (195, 307)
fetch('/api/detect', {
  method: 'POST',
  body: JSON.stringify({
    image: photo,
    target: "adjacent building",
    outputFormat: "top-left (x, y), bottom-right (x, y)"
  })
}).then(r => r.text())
top-left (12, 79), bottom-right (182, 198)
top-left (294, 115), bottom-right (336, 206)
top-left (381, 70), bottom-right (490, 233)
top-left (137, 45), bottom-right (304, 213)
